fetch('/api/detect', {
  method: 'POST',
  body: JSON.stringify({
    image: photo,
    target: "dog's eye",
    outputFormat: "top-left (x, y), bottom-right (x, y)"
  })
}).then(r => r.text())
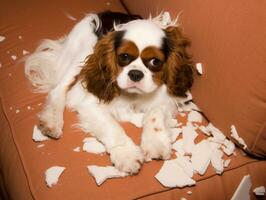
top-left (149, 58), bottom-right (162, 67)
top-left (118, 53), bottom-right (132, 66)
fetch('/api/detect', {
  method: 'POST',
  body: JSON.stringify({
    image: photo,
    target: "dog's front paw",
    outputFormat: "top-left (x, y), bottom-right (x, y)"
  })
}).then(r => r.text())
top-left (110, 143), bottom-right (144, 174)
top-left (38, 107), bottom-right (63, 139)
top-left (141, 129), bottom-right (172, 161)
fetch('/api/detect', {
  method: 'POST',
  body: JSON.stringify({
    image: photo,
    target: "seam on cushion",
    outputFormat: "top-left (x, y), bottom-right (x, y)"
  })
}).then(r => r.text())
top-left (119, 0), bottom-right (132, 14)
top-left (134, 159), bottom-right (262, 200)
top-left (0, 96), bottom-right (35, 200)
top-left (251, 121), bottom-right (266, 157)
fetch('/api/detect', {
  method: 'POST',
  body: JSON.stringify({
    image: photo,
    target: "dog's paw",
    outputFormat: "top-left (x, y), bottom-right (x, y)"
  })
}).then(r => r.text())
top-left (38, 108), bottom-right (63, 139)
top-left (110, 143), bottom-right (144, 174)
top-left (141, 129), bottom-right (172, 161)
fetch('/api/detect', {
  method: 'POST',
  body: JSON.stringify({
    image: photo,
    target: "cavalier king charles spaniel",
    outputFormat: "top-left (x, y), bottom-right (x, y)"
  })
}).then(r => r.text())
top-left (25, 11), bottom-right (194, 174)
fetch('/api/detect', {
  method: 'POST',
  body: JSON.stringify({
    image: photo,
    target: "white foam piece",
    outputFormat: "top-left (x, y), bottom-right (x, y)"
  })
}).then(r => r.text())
top-left (83, 137), bottom-right (106, 154)
top-left (231, 125), bottom-right (247, 150)
top-left (32, 125), bottom-right (49, 142)
top-left (172, 139), bottom-right (185, 156)
top-left (187, 110), bottom-right (203, 123)
top-left (231, 174), bottom-right (252, 200)
top-left (208, 138), bottom-right (222, 149)
top-left (170, 127), bottom-right (183, 142)
top-left (45, 166), bottom-right (65, 188)
top-left (206, 123), bottom-right (226, 143)
top-left (198, 125), bottom-right (211, 136)
top-left (15, 109), bottom-right (20, 113)
top-left (196, 63), bottom-right (203, 75)
top-left (253, 186), bottom-right (265, 196)
top-left (155, 159), bottom-right (196, 188)
top-left (175, 156), bottom-right (194, 178)
top-left (37, 144), bottom-right (45, 148)
top-left (180, 198), bottom-right (187, 200)
top-left (87, 165), bottom-right (128, 185)
top-left (65, 12), bottom-right (77, 21)
top-left (187, 190), bottom-right (192, 195)
top-left (222, 139), bottom-right (235, 156)
top-left (11, 55), bottom-right (17, 60)
top-left (18, 35), bottom-right (22, 39)
top-left (223, 159), bottom-right (231, 168)
top-left (73, 147), bottom-right (80, 152)
top-left (0, 35), bottom-right (5, 42)
top-left (211, 149), bottom-right (224, 175)
top-left (22, 50), bottom-right (29, 55)
top-left (182, 124), bottom-right (198, 154)
top-left (191, 140), bottom-right (212, 175)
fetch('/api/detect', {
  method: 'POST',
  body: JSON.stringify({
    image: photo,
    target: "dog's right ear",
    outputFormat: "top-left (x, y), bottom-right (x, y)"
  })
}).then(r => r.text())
top-left (78, 31), bottom-right (125, 102)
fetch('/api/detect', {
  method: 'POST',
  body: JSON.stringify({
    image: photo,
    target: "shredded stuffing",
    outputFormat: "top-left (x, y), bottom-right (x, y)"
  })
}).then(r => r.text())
top-left (32, 125), bottom-right (49, 142)
top-left (231, 174), bottom-right (252, 200)
top-left (253, 186), bottom-right (265, 196)
top-left (45, 166), bottom-right (65, 187)
top-left (196, 63), bottom-right (203, 75)
top-left (230, 125), bottom-right (247, 149)
top-left (0, 36), bottom-right (5, 42)
top-left (83, 137), bottom-right (106, 154)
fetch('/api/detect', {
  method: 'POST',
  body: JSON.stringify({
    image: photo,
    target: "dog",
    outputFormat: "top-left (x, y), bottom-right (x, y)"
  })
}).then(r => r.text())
top-left (25, 11), bottom-right (194, 174)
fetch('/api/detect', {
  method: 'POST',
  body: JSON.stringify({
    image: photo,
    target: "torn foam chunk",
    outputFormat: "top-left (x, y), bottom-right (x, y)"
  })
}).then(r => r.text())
top-left (155, 159), bottom-right (196, 188)
top-left (83, 137), bottom-right (106, 154)
top-left (180, 198), bottom-right (187, 200)
top-left (45, 166), bottom-right (65, 188)
top-left (175, 156), bottom-right (194, 178)
top-left (187, 190), bottom-right (192, 195)
top-left (73, 147), bottom-right (80, 152)
top-left (231, 174), bottom-right (252, 200)
top-left (182, 123), bottom-right (198, 154)
top-left (32, 125), bottom-right (49, 142)
top-left (37, 144), bottom-right (45, 148)
top-left (22, 50), bottom-right (29, 55)
top-left (223, 159), bottom-right (231, 168)
top-left (253, 186), bottom-right (265, 196)
top-left (187, 110), bottom-right (203, 123)
top-left (0, 36), bottom-right (5, 42)
top-left (198, 125), bottom-right (211, 136)
top-left (222, 139), bottom-right (235, 156)
top-left (11, 55), bottom-right (17, 60)
top-left (206, 123), bottom-right (226, 143)
top-left (191, 140), bottom-right (212, 175)
top-left (87, 165), bottom-right (128, 185)
top-left (230, 125), bottom-right (247, 149)
top-left (170, 127), bottom-right (182, 142)
top-left (172, 139), bottom-right (185, 156)
top-left (196, 63), bottom-right (203, 75)
top-left (211, 149), bottom-right (224, 175)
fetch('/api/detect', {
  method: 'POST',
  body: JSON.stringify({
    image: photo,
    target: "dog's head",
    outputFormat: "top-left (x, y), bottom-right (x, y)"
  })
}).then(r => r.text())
top-left (79, 15), bottom-right (194, 102)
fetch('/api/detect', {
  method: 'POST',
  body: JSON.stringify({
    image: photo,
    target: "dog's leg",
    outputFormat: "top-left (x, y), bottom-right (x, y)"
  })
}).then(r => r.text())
top-left (38, 15), bottom-right (99, 138)
top-left (141, 106), bottom-right (173, 161)
top-left (77, 98), bottom-right (144, 174)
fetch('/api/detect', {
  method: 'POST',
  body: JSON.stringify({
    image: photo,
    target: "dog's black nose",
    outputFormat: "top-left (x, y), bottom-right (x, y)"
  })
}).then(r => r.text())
top-left (128, 70), bottom-right (144, 82)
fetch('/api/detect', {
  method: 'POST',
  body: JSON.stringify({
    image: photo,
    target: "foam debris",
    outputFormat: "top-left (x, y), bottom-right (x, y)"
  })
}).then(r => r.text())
top-left (223, 159), bottom-right (231, 168)
top-left (0, 36), bottom-right (5, 42)
top-left (230, 125), bottom-right (247, 149)
top-left (87, 165), bottom-right (128, 185)
top-left (206, 123), bottom-right (226, 143)
top-left (83, 137), bottom-right (106, 154)
top-left (155, 159), bottom-right (195, 188)
top-left (32, 125), bottom-right (49, 142)
top-left (172, 139), bottom-right (185, 156)
top-left (196, 63), bottom-right (203, 75)
top-left (253, 186), bottom-right (265, 196)
top-left (231, 175), bottom-right (252, 200)
top-left (187, 110), bottom-right (203, 123)
top-left (45, 166), bottom-right (65, 188)
top-left (73, 147), bottom-right (80, 152)
top-left (182, 123), bottom-right (198, 154)
top-left (11, 55), bottom-right (17, 60)
top-left (211, 149), bottom-right (224, 174)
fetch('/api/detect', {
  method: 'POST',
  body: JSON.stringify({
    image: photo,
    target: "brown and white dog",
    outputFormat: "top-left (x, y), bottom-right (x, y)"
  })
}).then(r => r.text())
top-left (25, 11), bottom-right (194, 174)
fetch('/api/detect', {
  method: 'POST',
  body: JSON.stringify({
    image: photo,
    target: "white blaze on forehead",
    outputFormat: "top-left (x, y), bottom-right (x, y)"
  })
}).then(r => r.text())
top-left (122, 20), bottom-right (165, 51)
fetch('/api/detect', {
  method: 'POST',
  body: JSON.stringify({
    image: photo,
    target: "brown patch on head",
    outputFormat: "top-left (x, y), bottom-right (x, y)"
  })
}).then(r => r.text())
top-left (76, 31), bottom-right (124, 102)
top-left (117, 40), bottom-right (139, 67)
top-left (162, 26), bottom-right (194, 97)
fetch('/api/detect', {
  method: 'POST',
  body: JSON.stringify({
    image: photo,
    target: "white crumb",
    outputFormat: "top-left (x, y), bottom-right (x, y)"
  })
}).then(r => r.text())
top-left (0, 63), bottom-right (2, 68)
top-left (7, 51), bottom-right (10, 54)
top-left (172, 139), bottom-right (185, 156)
top-left (11, 55), bottom-right (17, 60)
top-left (32, 125), bottom-right (49, 142)
top-left (211, 149), bottom-right (224, 174)
top-left (231, 125), bottom-right (247, 149)
top-left (253, 186), bottom-right (265, 196)
top-left (191, 140), bottom-right (212, 175)
top-left (73, 147), bottom-right (80, 152)
top-left (179, 112), bottom-right (186, 117)
top-left (206, 123), bottom-right (226, 143)
top-left (196, 63), bottom-right (203, 75)
top-left (37, 144), bottom-right (45, 148)
top-left (106, 2), bottom-right (111, 6)
top-left (170, 127), bottom-right (182, 142)
top-left (83, 137), bottom-right (106, 154)
top-left (182, 123), bottom-right (198, 154)
top-left (45, 166), bottom-right (65, 188)
top-left (223, 159), bottom-right (231, 168)
top-left (155, 159), bottom-right (196, 188)
top-left (27, 106), bottom-right (31, 110)
top-left (37, 103), bottom-right (42, 106)
top-left (187, 190), bottom-right (192, 195)
top-left (65, 12), bottom-right (77, 21)
top-left (9, 106), bottom-right (13, 110)
top-left (222, 139), bottom-right (235, 156)
top-left (22, 50), bottom-right (29, 55)
top-left (175, 156), bottom-right (194, 178)
top-left (87, 165), bottom-right (128, 185)
top-left (198, 125), bottom-right (211, 136)
top-left (18, 35), bottom-right (22, 39)
top-left (0, 36), bottom-right (5, 42)
top-left (231, 174), bottom-right (252, 200)
top-left (15, 109), bottom-right (20, 113)
top-left (187, 110), bottom-right (203, 122)
top-left (180, 198), bottom-right (187, 200)
top-left (8, 73), bottom-right (12, 77)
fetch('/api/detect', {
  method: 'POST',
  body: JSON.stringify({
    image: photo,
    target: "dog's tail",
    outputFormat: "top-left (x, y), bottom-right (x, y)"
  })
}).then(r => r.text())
top-left (25, 14), bottom-right (100, 93)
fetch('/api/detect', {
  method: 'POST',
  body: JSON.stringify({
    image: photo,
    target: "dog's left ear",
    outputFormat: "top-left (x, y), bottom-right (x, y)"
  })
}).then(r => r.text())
top-left (163, 26), bottom-right (194, 97)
